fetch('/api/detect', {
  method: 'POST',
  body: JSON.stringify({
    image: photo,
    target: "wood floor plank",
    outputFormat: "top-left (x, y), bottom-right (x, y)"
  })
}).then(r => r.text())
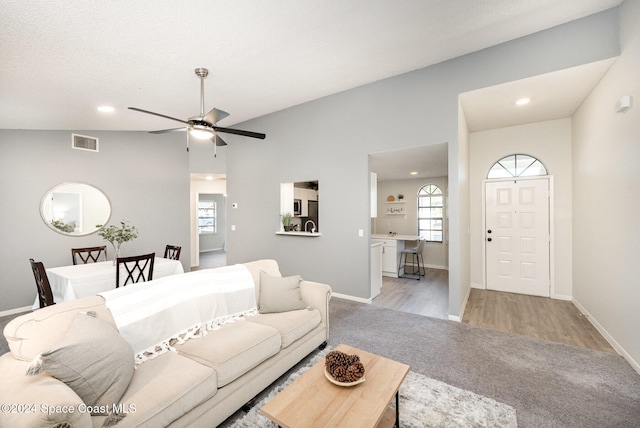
top-left (372, 270), bottom-right (616, 354)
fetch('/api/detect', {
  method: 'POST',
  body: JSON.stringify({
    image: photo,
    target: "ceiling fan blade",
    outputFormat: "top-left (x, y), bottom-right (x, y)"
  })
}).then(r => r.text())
top-left (128, 107), bottom-right (189, 125)
top-left (213, 134), bottom-right (228, 146)
top-left (212, 126), bottom-right (266, 139)
top-left (204, 107), bottom-right (230, 125)
top-left (149, 127), bottom-right (187, 134)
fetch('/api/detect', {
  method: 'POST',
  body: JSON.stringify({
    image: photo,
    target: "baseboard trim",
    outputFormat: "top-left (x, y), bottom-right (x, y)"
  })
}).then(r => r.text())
top-left (0, 305), bottom-right (31, 318)
top-left (448, 284), bottom-right (472, 323)
top-left (331, 292), bottom-right (372, 304)
top-left (403, 262), bottom-right (448, 271)
top-left (572, 298), bottom-right (640, 375)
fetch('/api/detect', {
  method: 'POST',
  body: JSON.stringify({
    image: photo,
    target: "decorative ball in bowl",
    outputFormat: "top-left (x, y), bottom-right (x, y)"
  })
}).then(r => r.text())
top-left (324, 350), bottom-right (365, 387)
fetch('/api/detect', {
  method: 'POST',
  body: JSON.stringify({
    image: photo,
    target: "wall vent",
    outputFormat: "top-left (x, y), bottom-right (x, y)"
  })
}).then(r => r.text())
top-left (72, 134), bottom-right (99, 152)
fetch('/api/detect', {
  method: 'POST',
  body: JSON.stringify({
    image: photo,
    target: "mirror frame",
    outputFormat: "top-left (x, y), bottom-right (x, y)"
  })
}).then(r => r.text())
top-left (40, 182), bottom-right (112, 236)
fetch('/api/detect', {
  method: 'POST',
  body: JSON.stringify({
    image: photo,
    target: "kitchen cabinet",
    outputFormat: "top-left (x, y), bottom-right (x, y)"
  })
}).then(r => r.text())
top-left (371, 234), bottom-right (420, 278)
top-left (371, 238), bottom-right (399, 277)
top-left (370, 242), bottom-right (382, 298)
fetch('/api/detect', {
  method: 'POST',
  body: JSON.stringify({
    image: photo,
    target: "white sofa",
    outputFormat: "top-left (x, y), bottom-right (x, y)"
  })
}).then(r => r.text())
top-left (0, 259), bottom-right (331, 427)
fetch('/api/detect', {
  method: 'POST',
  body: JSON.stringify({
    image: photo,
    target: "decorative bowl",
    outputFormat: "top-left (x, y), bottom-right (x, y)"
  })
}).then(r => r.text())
top-left (324, 367), bottom-right (365, 387)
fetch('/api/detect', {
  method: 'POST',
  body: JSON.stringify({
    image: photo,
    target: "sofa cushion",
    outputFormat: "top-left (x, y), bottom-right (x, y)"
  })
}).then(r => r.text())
top-left (174, 319), bottom-right (281, 387)
top-left (258, 271), bottom-right (307, 313)
top-left (0, 354), bottom-right (91, 427)
top-left (92, 351), bottom-right (218, 428)
top-left (4, 296), bottom-right (115, 361)
top-left (246, 308), bottom-right (322, 348)
top-left (27, 313), bottom-right (134, 414)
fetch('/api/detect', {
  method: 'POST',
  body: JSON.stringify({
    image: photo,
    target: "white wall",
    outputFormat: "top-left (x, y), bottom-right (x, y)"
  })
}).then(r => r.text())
top-left (374, 176), bottom-right (448, 269)
top-left (469, 119), bottom-right (573, 299)
top-left (572, 0), bottom-right (640, 371)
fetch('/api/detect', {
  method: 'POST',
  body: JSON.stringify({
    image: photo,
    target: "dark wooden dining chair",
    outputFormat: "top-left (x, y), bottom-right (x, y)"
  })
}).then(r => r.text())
top-left (29, 258), bottom-right (55, 308)
top-left (116, 253), bottom-right (155, 288)
top-left (71, 246), bottom-right (108, 265)
top-left (163, 245), bottom-right (182, 260)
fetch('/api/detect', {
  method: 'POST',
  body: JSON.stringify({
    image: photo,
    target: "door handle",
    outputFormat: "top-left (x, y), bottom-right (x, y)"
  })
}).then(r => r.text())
top-left (487, 230), bottom-right (492, 233)
top-left (487, 237), bottom-right (492, 242)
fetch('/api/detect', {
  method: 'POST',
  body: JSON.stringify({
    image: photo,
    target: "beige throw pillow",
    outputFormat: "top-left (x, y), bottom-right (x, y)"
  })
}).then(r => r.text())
top-left (258, 271), bottom-right (307, 313)
top-left (27, 312), bottom-right (134, 415)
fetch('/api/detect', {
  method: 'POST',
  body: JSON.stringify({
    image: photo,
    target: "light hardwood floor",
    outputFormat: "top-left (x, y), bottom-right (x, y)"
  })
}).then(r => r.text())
top-left (372, 269), bottom-right (616, 354)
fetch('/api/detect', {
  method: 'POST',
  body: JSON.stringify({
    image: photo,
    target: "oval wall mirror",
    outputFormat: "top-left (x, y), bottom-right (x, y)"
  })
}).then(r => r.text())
top-left (40, 182), bottom-right (112, 236)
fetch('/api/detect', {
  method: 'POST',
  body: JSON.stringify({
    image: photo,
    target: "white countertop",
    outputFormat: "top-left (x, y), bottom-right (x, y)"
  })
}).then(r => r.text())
top-left (372, 234), bottom-right (420, 240)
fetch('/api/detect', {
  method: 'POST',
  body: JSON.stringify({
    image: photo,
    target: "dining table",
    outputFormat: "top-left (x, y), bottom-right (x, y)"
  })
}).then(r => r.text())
top-left (32, 257), bottom-right (184, 309)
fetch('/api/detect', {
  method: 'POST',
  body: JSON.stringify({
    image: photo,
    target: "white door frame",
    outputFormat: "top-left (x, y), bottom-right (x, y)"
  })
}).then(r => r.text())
top-left (481, 176), bottom-right (555, 297)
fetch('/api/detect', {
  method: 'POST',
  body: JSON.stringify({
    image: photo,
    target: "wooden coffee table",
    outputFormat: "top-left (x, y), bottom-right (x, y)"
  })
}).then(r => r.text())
top-left (260, 344), bottom-right (410, 427)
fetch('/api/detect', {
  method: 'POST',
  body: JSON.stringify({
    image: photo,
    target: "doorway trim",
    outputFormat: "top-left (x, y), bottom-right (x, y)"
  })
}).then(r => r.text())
top-left (481, 176), bottom-right (555, 297)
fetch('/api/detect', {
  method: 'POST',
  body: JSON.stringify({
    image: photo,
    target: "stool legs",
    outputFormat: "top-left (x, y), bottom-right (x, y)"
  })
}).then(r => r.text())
top-left (398, 252), bottom-right (424, 280)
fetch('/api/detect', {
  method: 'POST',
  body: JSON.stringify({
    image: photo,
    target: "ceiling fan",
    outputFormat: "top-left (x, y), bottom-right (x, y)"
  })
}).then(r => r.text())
top-left (129, 68), bottom-right (265, 155)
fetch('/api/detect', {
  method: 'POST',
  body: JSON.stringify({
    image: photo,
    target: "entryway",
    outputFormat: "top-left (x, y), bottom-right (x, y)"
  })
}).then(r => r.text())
top-left (484, 177), bottom-right (551, 297)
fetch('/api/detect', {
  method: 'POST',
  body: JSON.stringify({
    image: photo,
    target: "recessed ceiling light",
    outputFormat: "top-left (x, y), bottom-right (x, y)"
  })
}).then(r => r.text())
top-left (97, 106), bottom-right (115, 113)
top-left (410, 171), bottom-right (418, 175)
top-left (515, 98), bottom-right (530, 106)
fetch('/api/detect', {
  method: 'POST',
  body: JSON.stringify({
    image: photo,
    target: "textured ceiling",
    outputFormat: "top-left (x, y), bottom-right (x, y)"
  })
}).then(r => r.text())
top-left (0, 0), bottom-right (621, 135)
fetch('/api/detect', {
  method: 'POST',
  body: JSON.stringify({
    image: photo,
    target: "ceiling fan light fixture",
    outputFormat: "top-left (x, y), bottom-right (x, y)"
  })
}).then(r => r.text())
top-left (189, 125), bottom-right (214, 140)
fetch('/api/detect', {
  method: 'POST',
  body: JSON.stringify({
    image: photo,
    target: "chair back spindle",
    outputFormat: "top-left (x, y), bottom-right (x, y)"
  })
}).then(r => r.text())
top-left (29, 258), bottom-right (55, 308)
top-left (72, 246), bottom-right (107, 265)
top-left (163, 245), bottom-right (181, 261)
top-left (116, 253), bottom-right (155, 288)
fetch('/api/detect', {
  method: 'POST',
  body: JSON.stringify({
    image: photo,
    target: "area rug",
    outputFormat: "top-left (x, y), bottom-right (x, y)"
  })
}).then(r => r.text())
top-left (228, 349), bottom-right (517, 427)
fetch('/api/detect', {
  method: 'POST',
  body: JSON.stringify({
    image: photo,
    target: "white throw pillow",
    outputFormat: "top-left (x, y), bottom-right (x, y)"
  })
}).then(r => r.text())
top-left (258, 271), bottom-right (307, 313)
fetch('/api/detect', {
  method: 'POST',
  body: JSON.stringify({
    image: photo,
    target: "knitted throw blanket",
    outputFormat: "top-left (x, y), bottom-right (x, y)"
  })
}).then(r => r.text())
top-left (99, 264), bottom-right (257, 364)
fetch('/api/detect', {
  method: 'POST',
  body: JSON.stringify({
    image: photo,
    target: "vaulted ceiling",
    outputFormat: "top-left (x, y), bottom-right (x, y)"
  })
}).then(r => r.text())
top-left (1, 0), bottom-right (621, 138)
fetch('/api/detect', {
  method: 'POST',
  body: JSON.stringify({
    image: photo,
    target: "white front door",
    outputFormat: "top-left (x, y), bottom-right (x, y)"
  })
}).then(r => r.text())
top-left (485, 178), bottom-right (550, 297)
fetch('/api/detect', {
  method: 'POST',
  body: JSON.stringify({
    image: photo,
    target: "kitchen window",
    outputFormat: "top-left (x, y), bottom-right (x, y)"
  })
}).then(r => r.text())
top-left (417, 184), bottom-right (443, 242)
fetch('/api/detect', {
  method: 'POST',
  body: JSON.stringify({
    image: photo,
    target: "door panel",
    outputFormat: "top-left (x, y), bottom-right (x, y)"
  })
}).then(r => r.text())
top-left (486, 178), bottom-right (550, 297)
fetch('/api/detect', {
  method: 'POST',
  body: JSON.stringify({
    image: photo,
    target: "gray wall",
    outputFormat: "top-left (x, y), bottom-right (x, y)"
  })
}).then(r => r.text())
top-left (223, 9), bottom-right (620, 320)
top-left (0, 130), bottom-right (190, 312)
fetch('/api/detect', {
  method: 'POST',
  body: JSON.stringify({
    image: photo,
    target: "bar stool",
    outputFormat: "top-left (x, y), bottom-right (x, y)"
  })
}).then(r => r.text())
top-left (398, 239), bottom-right (425, 279)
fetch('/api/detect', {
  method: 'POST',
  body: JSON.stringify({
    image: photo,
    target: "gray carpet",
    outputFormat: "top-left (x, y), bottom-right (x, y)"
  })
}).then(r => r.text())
top-left (226, 347), bottom-right (517, 427)
top-left (3, 301), bottom-right (639, 427)
top-left (326, 298), bottom-right (640, 428)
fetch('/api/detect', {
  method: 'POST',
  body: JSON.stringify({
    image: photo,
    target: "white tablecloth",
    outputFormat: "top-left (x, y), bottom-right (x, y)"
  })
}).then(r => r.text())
top-left (32, 258), bottom-right (184, 309)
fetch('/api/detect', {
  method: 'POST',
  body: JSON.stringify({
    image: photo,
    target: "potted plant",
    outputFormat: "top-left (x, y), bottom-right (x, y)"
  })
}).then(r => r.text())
top-left (398, 194), bottom-right (405, 200)
top-left (281, 212), bottom-right (294, 231)
top-left (96, 220), bottom-right (139, 264)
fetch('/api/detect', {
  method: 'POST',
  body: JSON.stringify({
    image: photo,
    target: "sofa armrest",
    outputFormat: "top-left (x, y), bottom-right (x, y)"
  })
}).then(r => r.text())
top-left (0, 353), bottom-right (91, 427)
top-left (299, 281), bottom-right (332, 332)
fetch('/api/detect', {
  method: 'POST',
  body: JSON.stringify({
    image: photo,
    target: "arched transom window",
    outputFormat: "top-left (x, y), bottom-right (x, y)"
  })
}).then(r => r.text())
top-left (487, 154), bottom-right (548, 179)
top-left (417, 184), bottom-right (443, 242)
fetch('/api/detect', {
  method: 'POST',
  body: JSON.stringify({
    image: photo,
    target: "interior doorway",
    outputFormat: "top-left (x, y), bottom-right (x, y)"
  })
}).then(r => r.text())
top-left (190, 174), bottom-right (227, 269)
top-left (369, 143), bottom-right (449, 318)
